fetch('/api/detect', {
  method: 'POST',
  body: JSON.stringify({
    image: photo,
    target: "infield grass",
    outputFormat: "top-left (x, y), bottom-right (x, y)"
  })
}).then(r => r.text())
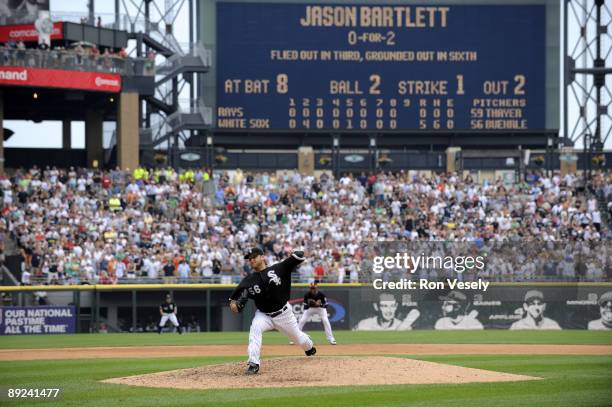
top-left (0, 355), bottom-right (610, 406)
top-left (0, 331), bottom-right (611, 406)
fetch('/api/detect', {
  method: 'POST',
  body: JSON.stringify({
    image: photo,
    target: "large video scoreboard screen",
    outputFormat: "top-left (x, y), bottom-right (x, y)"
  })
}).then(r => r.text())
top-left (217, 3), bottom-right (545, 131)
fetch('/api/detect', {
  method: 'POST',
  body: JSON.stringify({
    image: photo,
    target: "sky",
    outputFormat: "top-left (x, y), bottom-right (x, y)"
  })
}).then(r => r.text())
top-left (3, 0), bottom-right (610, 149)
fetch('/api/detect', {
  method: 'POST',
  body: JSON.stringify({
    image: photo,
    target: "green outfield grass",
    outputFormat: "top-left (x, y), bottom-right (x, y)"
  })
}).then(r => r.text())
top-left (1, 331), bottom-right (610, 406)
top-left (0, 330), bottom-right (611, 349)
top-left (0, 355), bottom-right (611, 406)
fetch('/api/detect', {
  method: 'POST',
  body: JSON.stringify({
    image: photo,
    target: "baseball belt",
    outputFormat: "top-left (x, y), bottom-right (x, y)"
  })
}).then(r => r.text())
top-left (265, 305), bottom-right (288, 318)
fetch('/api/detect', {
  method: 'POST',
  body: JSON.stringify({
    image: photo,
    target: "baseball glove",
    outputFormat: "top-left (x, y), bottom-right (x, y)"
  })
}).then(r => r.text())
top-left (229, 289), bottom-right (248, 313)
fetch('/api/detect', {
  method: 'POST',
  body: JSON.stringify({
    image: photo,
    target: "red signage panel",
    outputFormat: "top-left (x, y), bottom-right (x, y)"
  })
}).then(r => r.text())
top-left (0, 67), bottom-right (121, 92)
top-left (0, 22), bottom-right (63, 43)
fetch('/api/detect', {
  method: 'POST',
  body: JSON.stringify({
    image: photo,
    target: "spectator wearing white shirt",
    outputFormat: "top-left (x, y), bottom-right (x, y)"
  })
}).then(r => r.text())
top-left (178, 259), bottom-right (191, 281)
top-left (21, 268), bottom-right (31, 285)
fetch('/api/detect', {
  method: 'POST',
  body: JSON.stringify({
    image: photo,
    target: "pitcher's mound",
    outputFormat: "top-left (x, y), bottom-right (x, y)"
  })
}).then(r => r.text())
top-left (103, 357), bottom-right (539, 389)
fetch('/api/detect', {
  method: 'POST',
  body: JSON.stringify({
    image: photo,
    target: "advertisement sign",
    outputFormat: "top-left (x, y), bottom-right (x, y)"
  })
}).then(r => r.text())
top-left (0, 0), bottom-right (49, 25)
top-left (34, 11), bottom-right (53, 47)
top-left (0, 306), bottom-right (76, 335)
top-left (0, 21), bottom-right (63, 42)
top-left (351, 286), bottom-right (612, 331)
top-left (351, 241), bottom-right (611, 330)
top-left (0, 67), bottom-right (121, 92)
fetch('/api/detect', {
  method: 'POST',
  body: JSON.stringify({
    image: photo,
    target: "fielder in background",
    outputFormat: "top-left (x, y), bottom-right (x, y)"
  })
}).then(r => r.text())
top-left (298, 282), bottom-right (337, 345)
top-left (158, 293), bottom-right (183, 334)
top-left (229, 247), bottom-right (316, 375)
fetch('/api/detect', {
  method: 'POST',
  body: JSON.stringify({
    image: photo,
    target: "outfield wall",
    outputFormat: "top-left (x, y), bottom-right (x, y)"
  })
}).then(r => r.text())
top-left (1, 283), bottom-right (611, 334)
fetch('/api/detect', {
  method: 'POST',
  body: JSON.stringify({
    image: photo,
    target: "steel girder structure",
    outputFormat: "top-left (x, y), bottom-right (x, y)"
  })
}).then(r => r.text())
top-left (109, 0), bottom-right (210, 158)
top-left (564, 0), bottom-right (612, 178)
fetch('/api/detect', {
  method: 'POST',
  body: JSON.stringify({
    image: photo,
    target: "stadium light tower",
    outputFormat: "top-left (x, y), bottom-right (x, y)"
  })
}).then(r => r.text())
top-left (564, 0), bottom-right (611, 180)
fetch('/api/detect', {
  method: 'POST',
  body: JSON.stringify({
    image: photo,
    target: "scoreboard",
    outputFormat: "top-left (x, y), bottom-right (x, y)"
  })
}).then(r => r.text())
top-left (216, 3), bottom-right (546, 131)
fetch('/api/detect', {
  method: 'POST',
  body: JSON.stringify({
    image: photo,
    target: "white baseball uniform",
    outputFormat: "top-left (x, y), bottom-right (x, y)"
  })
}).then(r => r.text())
top-left (230, 253), bottom-right (314, 366)
top-left (159, 313), bottom-right (179, 327)
top-left (249, 304), bottom-right (313, 365)
top-left (159, 301), bottom-right (180, 328)
top-left (298, 289), bottom-right (335, 343)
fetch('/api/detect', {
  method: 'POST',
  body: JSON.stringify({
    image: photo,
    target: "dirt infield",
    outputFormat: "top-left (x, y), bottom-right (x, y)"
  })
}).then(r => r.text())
top-left (102, 356), bottom-right (541, 389)
top-left (1, 344), bottom-right (611, 361)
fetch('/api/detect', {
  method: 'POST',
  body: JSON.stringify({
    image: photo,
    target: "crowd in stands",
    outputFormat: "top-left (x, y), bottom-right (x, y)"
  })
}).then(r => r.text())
top-left (1, 166), bottom-right (610, 286)
top-left (1, 40), bottom-right (155, 75)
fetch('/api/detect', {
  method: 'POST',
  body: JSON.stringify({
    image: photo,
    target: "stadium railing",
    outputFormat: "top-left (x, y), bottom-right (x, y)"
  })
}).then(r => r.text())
top-left (21, 271), bottom-right (612, 287)
top-left (1, 265), bottom-right (19, 286)
top-left (0, 47), bottom-right (155, 76)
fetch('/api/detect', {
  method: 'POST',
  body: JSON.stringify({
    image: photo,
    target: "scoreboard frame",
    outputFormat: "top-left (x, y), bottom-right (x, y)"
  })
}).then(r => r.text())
top-left (212, 129), bottom-right (557, 150)
top-left (198, 0), bottom-right (560, 148)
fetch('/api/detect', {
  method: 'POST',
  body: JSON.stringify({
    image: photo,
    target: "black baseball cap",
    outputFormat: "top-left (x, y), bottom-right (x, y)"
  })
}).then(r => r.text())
top-left (244, 247), bottom-right (264, 260)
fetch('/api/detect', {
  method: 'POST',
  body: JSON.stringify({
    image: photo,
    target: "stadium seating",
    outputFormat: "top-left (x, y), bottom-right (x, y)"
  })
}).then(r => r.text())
top-left (1, 167), bottom-right (610, 285)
